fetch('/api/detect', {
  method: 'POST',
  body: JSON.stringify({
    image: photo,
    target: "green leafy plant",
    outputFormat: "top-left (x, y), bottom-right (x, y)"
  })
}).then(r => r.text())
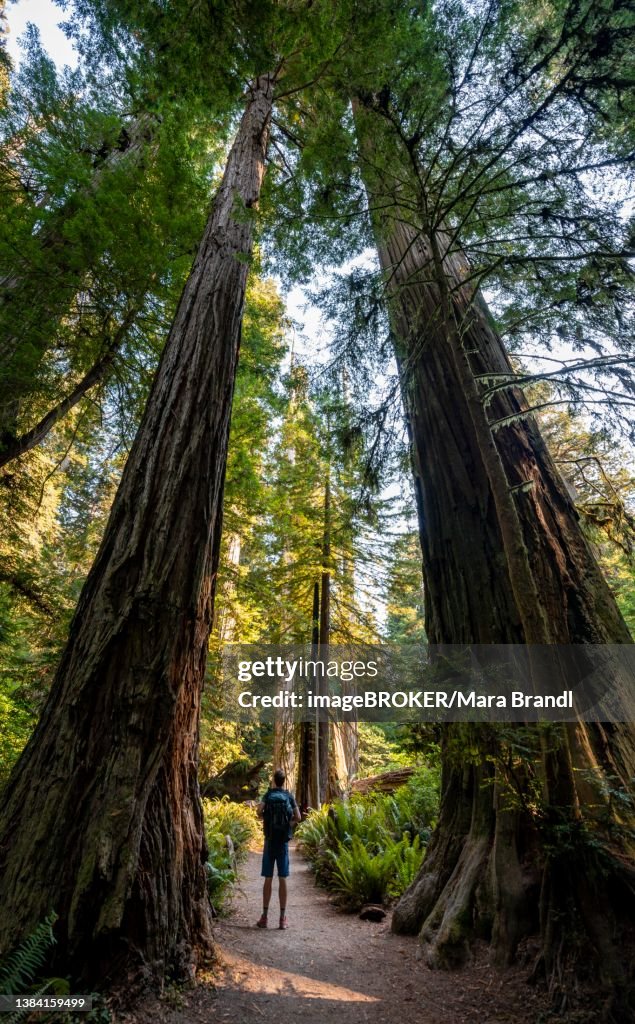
top-left (0, 914), bottom-right (58, 999)
top-left (297, 768), bottom-right (436, 908)
top-left (202, 796), bottom-right (260, 858)
top-left (327, 833), bottom-right (424, 911)
top-left (0, 914), bottom-right (112, 1023)
top-left (329, 835), bottom-right (397, 909)
top-left (0, 913), bottom-right (70, 1023)
top-left (388, 835), bottom-right (424, 900)
top-left (202, 797), bottom-right (260, 914)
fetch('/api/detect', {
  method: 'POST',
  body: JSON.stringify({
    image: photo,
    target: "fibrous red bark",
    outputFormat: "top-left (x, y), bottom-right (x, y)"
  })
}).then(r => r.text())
top-left (0, 75), bottom-right (275, 990)
top-left (354, 97), bottom-right (635, 1020)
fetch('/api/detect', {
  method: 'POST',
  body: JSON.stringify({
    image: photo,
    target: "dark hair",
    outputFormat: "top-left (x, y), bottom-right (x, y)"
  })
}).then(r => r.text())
top-left (273, 768), bottom-right (286, 787)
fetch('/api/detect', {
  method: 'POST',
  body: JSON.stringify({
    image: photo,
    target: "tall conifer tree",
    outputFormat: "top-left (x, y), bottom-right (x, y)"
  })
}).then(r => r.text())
top-left (0, 72), bottom-right (276, 986)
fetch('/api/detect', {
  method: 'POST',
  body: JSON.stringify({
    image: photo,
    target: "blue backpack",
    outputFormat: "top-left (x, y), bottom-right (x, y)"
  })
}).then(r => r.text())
top-left (264, 789), bottom-right (293, 844)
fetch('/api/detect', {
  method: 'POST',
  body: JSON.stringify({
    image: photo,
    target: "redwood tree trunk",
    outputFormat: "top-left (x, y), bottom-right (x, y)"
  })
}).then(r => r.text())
top-left (0, 75), bottom-right (275, 989)
top-left (354, 99), bottom-right (635, 1019)
top-left (318, 470), bottom-right (331, 801)
top-left (296, 581), bottom-right (321, 810)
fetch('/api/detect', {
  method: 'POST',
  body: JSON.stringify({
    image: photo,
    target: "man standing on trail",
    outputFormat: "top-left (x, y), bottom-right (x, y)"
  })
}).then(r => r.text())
top-left (257, 768), bottom-right (301, 930)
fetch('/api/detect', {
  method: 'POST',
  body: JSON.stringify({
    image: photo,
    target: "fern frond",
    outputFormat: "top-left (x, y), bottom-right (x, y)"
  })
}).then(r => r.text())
top-left (4, 978), bottom-right (57, 1024)
top-left (0, 912), bottom-right (58, 996)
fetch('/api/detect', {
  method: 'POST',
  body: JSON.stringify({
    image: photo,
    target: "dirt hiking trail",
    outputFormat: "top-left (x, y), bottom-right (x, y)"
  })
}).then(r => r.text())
top-left (122, 843), bottom-right (552, 1024)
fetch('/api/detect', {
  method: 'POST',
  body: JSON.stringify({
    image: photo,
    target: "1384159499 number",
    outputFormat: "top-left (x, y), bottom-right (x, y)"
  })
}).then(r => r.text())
top-left (0, 996), bottom-right (93, 1012)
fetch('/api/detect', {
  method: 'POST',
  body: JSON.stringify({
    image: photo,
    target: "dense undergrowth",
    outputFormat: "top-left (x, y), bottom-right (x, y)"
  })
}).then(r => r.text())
top-left (296, 766), bottom-right (439, 911)
top-left (202, 797), bottom-right (260, 914)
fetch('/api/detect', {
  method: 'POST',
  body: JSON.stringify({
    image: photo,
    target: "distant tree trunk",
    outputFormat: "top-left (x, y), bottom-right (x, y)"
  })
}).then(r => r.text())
top-left (0, 2), bottom-right (9, 108)
top-left (318, 468), bottom-right (331, 800)
top-left (295, 469), bottom-right (354, 806)
top-left (271, 529), bottom-right (296, 790)
top-left (0, 75), bottom-right (275, 990)
top-left (354, 98), bottom-right (635, 1018)
top-left (273, 712), bottom-right (297, 791)
top-left (296, 581), bottom-right (321, 809)
top-left (319, 465), bottom-right (354, 801)
top-left (273, 367), bottom-right (308, 799)
top-left (272, 548), bottom-right (297, 794)
top-left (215, 529), bottom-right (242, 644)
top-left (335, 389), bottom-right (360, 791)
top-left (327, 718), bottom-right (354, 799)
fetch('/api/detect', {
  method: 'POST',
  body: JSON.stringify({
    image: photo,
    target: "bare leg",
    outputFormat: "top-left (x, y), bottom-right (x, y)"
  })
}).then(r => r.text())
top-left (262, 876), bottom-right (273, 911)
top-left (279, 877), bottom-right (287, 916)
top-left (257, 876), bottom-right (273, 927)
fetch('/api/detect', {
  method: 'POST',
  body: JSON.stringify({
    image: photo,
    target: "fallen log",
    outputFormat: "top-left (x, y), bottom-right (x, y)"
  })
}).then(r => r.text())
top-left (350, 767), bottom-right (415, 795)
top-left (201, 759), bottom-right (265, 801)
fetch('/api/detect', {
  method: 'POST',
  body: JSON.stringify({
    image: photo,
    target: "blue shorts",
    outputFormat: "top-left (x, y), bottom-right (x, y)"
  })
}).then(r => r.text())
top-left (261, 839), bottom-right (290, 878)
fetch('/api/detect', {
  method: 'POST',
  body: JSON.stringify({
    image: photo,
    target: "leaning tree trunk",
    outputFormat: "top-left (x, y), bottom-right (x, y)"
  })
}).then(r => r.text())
top-left (0, 74), bottom-right (275, 990)
top-left (354, 98), bottom-right (635, 1019)
top-left (0, 302), bottom-right (141, 468)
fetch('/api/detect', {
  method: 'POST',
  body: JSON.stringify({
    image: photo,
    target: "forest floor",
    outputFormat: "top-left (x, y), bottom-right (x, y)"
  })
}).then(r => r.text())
top-left (120, 843), bottom-right (554, 1024)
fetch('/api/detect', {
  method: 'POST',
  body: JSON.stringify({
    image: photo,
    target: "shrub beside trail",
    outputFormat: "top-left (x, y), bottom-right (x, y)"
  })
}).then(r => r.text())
top-left (296, 766), bottom-right (439, 911)
top-left (202, 797), bottom-right (260, 913)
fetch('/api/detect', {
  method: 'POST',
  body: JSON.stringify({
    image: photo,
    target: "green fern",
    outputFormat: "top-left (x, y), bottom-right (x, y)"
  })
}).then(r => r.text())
top-left (0, 913), bottom-right (61, 1023)
top-left (0, 913), bottom-right (57, 997)
top-left (298, 772), bottom-right (437, 906)
top-left (388, 835), bottom-right (425, 898)
top-left (296, 806), bottom-right (331, 864)
top-left (328, 835), bottom-right (398, 909)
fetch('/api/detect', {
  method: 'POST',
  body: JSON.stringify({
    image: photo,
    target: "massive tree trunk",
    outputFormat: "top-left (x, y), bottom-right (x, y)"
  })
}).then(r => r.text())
top-left (0, 75), bottom-right (275, 990)
top-left (354, 99), bottom-right (635, 1018)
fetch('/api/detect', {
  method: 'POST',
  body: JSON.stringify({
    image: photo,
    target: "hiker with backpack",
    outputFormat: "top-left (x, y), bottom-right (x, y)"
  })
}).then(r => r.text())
top-left (256, 768), bottom-right (301, 930)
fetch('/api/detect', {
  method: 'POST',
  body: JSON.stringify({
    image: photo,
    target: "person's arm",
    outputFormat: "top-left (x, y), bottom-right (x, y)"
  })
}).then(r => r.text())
top-left (290, 795), bottom-right (301, 824)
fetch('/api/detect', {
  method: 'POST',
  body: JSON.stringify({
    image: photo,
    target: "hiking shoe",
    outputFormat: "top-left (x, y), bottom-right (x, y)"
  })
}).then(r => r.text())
top-left (256, 914), bottom-right (268, 928)
top-left (279, 916), bottom-right (289, 930)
